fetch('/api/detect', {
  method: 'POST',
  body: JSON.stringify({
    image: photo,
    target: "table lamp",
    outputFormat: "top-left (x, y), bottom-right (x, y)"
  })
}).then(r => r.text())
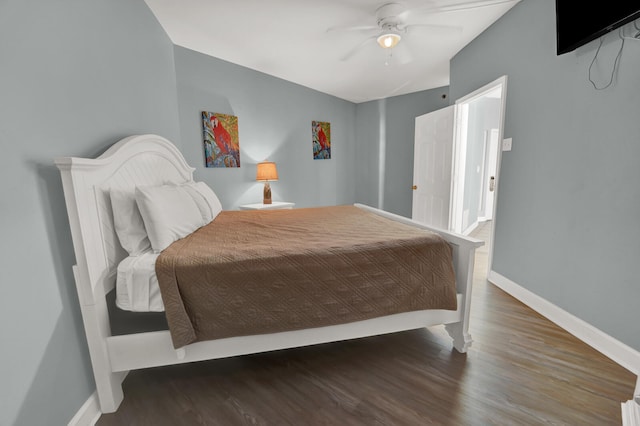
top-left (256, 161), bottom-right (278, 204)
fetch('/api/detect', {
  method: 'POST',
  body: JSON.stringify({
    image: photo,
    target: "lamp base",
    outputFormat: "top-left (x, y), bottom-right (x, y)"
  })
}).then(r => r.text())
top-left (263, 182), bottom-right (272, 204)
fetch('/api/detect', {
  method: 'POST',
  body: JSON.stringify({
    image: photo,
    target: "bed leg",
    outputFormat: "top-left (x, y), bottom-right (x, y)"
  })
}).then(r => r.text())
top-left (82, 300), bottom-right (127, 413)
top-left (445, 322), bottom-right (473, 353)
top-left (73, 267), bottom-right (127, 413)
top-left (94, 370), bottom-right (127, 413)
top-left (446, 232), bottom-right (480, 354)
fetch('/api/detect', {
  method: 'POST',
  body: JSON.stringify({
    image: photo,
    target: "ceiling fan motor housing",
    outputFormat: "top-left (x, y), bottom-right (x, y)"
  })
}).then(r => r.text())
top-left (376, 2), bottom-right (406, 32)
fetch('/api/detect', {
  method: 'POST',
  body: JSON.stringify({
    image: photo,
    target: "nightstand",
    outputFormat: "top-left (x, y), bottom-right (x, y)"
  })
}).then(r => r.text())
top-left (239, 201), bottom-right (295, 210)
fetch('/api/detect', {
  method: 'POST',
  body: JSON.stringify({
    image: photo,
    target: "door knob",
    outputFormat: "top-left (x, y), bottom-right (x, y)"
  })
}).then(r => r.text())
top-left (489, 176), bottom-right (495, 192)
top-left (412, 185), bottom-right (417, 190)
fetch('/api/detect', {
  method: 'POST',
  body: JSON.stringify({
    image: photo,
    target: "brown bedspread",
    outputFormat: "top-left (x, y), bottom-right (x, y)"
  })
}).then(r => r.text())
top-left (156, 205), bottom-right (457, 348)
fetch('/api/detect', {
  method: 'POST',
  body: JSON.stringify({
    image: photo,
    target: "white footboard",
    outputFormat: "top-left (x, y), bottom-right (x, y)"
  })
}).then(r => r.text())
top-left (354, 204), bottom-right (484, 352)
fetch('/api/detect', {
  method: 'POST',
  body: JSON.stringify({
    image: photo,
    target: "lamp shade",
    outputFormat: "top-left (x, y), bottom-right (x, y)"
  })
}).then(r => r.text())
top-left (377, 32), bottom-right (401, 49)
top-left (256, 161), bottom-right (278, 181)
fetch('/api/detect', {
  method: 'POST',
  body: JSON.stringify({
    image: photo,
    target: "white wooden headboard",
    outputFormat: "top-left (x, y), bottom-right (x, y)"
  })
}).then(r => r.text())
top-left (55, 134), bottom-right (195, 306)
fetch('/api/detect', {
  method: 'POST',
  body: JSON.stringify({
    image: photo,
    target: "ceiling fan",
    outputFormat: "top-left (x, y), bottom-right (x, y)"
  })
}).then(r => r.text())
top-left (327, 0), bottom-right (518, 63)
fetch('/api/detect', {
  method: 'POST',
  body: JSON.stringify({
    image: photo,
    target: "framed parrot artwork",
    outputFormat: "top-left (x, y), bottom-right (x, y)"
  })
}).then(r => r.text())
top-left (202, 111), bottom-right (241, 168)
top-left (312, 120), bottom-right (331, 160)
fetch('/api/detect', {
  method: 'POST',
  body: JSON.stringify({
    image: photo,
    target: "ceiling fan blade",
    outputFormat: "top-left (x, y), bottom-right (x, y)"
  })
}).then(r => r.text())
top-left (403, 23), bottom-right (463, 35)
top-left (326, 24), bottom-right (378, 33)
top-left (340, 36), bottom-right (377, 61)
top-left (409, 0), bottom-right (518, 15)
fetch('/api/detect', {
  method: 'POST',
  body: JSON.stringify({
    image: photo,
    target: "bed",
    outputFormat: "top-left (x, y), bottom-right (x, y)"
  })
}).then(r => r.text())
top-left (55, 134), bottom-right (483, 414)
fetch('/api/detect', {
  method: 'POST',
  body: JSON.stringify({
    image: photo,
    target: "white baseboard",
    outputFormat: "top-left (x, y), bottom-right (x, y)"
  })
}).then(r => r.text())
top-left (68, 392), bottom-right (101, 426)
top-left (488, 270), bottom-right (640, 376)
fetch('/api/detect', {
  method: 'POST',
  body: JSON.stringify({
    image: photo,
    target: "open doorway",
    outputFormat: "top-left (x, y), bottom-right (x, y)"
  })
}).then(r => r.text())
top-left (411, 76), bottom-right (507, 274)
top-left (450, 76), bottom-right (507, 274)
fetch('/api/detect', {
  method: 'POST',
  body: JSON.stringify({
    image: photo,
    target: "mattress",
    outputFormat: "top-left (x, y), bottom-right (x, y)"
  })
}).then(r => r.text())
top-left (115, 252), bottom-right (164, 312)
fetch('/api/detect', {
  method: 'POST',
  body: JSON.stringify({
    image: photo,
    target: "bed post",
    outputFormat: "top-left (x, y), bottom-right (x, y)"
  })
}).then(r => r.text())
top-left (444, 239), bottom-right (478, 353)
top-left (56, 159), bottom-right (127, 413)
top-left (72, 265), bottom-right (127, 413)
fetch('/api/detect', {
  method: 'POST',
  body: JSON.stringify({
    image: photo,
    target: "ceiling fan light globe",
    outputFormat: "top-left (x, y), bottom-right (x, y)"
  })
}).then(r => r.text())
top-left (377, 33), bottom-right (401, 49)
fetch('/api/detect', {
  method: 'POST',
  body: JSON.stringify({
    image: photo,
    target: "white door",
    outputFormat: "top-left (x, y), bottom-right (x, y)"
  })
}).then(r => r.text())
top-left (411, 105), bottom-right (454, 229)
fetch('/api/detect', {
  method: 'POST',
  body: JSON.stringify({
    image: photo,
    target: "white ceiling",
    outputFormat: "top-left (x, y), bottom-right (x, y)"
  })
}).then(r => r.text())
top-left (144, 0), bottom-right (519, 103)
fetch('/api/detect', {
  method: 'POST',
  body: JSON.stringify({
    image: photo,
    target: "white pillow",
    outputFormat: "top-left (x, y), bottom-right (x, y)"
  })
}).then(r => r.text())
top-left (135, 184), bottom-right (206, 253)
top-left (110, 189), bottom-right (152, 256)
top-left (180, 181), bottom-right (223, 224)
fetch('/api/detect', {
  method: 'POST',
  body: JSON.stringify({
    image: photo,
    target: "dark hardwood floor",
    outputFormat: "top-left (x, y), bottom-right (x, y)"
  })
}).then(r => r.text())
top-left (97, 221), bottom-right (635, 425)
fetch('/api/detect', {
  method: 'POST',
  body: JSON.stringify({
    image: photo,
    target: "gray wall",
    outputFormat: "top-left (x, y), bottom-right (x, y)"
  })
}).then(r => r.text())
top-left (450, 0), bottom-right (640, 351)
top-left (174, 47), bottom-right (356, 210)
top-left (0, 0), bottom-right (181, 424)
top-left (354, 88), bottom-right (450, 217)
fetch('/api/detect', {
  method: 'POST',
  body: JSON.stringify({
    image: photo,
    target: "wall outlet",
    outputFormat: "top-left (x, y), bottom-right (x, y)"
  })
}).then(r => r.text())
top-left (502, 138), bottom-right (512, 151)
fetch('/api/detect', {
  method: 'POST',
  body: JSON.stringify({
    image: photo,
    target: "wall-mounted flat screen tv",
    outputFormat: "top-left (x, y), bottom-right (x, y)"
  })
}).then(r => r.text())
top-left (556, 2), bottom-right (640, 55)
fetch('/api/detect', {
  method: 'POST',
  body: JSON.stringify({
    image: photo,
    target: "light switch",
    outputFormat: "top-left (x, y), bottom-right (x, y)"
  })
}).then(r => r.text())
top-left (502, 138), bottom-right (512, 151)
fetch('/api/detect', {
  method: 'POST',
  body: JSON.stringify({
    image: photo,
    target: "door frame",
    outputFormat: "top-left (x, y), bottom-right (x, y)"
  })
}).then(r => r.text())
top-left (450, 75), bottom-right (508, 272)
